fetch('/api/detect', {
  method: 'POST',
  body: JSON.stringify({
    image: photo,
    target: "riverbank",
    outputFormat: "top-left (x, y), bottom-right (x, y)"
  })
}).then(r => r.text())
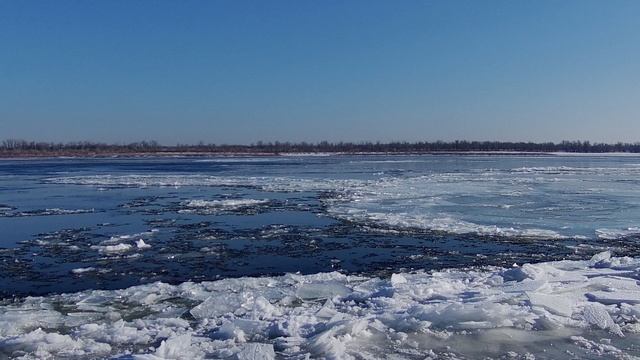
top-left (4, 150), bottom-right (640, 159)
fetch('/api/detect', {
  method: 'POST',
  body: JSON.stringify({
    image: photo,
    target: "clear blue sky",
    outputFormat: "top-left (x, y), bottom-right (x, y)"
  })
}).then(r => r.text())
top-left (1, 0), bottom-right (639, 145)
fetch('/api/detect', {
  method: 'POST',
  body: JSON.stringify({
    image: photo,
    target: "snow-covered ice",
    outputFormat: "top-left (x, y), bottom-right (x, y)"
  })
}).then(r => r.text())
top-left (91, 243), bottom-right (133, 254)
top-left (136, 239), bottom-right (151, 249)
top-left (1, 252), bottom-right (639, 359)
top-left (182, 199), bottom-right (270, 209)
top-left (0, 208), bottom-right (95, 217)
top-left (179, 199), bottom-right (271, 214)
top-left (88, 230), bottom-right (157, 255)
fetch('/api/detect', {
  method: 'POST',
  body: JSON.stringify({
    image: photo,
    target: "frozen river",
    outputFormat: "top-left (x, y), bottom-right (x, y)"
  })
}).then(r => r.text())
top-left (0, 154), bottom-right (639, 359)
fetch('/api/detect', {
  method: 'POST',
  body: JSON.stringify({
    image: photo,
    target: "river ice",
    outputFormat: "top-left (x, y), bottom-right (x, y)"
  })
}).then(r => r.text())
top-left (1, 252), bottom-right (639, 359)
top-left (46, 160), bottom-right (640, 240)
top-left (3, 155), bottom-right (640, 358)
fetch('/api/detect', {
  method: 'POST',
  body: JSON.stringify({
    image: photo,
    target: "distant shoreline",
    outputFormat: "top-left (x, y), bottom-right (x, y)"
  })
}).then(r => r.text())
top-left (1, 150), bottom-right (640, 159)
top-left (2, 140), bottom-right (640, 158)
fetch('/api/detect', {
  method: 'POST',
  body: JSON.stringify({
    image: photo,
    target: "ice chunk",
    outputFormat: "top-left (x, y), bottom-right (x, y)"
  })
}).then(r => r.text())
top-left (71, 267), bottom-right (96, 274)
top-left (587, 276), bottom-right (640, 292)
top-left (92, 243), bottom-right (132, 254)
top-left (570, 335), bottom-right (626, 356)
top-left (296, 281), bottom-right (352, 300)
top-left (0, 309), bottom-right (65, 336)
top-left (0, 328), bottom-right (110, 357)
top-left (235, 343), bottom-right (276, 360)
top-left (251, 296), bottom-right (281, 320)
top-left (214, 321), bottom-right (247, 342)
top-left (590, 251), bottom-right (612, 267)
top-left (152, 334), bottom-right (202, 359)
top-left (190, 293), bottom-right (241, 319)
top-left (586, 291), bottom-right (640, 305)
top-left (315, 299), bottom-right (339, 319)
top-left (527, 292), bottom-right (575, 316)
top-left (183, 199), bottom-right (269, 209)
top-left (582, 303), bottom-right (623, 336)
top-left (501, 279), bottom-right (547, 293)
top-left (501, 264), bottom-right (548, 281)
top-left (390, 273), bottom-right (408, 286)
top-left (76, 319), bottom-right (151, 344)
top-left (136, 239), bottom-right (151, 249)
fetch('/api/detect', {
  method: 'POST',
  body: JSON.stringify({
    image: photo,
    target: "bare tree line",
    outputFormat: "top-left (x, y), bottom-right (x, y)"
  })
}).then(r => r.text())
top-left (2, 139), bottom-right (640, 155)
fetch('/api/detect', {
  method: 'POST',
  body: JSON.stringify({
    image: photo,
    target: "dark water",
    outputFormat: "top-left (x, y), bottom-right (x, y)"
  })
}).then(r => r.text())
top-left (1, 155), bottom-right (639, 297)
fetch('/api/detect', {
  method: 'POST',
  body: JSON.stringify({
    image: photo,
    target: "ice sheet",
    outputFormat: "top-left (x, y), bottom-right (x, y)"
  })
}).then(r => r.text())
top-left (47, 169), bottom-right (640, 240)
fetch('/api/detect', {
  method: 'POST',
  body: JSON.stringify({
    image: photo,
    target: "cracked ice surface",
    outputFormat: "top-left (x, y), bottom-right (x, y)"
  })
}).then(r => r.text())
top-left (1, 251), bottom-right (639, 359)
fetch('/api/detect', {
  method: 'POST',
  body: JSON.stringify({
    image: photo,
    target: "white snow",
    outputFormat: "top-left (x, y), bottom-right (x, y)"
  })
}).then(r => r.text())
top-left (1, 252), bottom-right (639, 359)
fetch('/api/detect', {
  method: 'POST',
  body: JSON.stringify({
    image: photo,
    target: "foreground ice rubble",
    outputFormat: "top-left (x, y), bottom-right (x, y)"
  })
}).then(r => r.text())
top-left (1, 251), bottom-right (639, 359)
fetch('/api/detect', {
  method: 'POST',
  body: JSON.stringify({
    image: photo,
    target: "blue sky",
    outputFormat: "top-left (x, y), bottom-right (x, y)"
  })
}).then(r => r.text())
top-left (1, 0), bottom-right (639, 144)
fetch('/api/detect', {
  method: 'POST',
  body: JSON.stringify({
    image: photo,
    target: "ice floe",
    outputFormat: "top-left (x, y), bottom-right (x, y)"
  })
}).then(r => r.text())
top-left (45, 171), bottom-right (640, 240)
top-left (179, 199), bottom-right (271, 214)
top-left (596, 227), bottom-right (640, 240)
top-left (89, 230), bottom-right (157, 255)
top-left (183, 199), bottom-right (269, 208)
top-left (1, 252), bottom-right (639, 359)
top-left (0, 208), bottom-right (95, 217)
top-left (328, 209), bottom-right (566, 239)
top-left (70, 267), bottom-right (96, 274)
top-left (136, 239), bottom-right (151, 249)
top-left (44, 175), bottom-right (361, 193)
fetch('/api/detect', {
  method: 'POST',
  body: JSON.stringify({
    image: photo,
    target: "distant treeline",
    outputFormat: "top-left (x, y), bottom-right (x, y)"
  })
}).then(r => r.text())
top-left (2, 139), bottom-right (640, 156)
